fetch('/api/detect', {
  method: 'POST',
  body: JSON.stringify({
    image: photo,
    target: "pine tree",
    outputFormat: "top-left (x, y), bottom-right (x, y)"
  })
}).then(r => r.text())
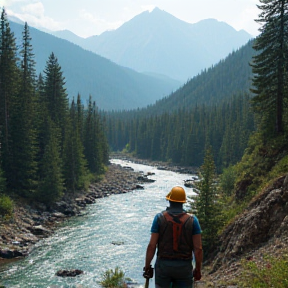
top-left (0, 8), bottom-right (19, 189)
top-left (0, 156), bottom-right (6, 194)
top-left (9, 22), bottom-right (38, 196)
top-left (251, 0), bottom-right (288, 135)
top-left (37, 117), bottom-right (63, 203)
top-left (84, 96), bottom-right (104, 174)
top-left (43, 52), bottom-right (68, 148)
top-left (63, 98), bottom-right (88, 192)
top-left (190, 146), bottom-right (220, 254)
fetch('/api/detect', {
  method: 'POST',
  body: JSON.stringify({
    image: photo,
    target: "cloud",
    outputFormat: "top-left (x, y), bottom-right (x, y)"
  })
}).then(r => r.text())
top-left (6, 1), bottom-right (63, 31)
top-left (21, 1), bottom-right (44, 18)
top-left (78, 9), bottom-right (122, 36)
top-left (2, 0), bottom-right (31, 7)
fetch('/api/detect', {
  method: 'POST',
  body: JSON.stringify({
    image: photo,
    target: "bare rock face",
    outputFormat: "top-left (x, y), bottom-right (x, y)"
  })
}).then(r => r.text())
top-left (216, 175), bottom-right (288, 264)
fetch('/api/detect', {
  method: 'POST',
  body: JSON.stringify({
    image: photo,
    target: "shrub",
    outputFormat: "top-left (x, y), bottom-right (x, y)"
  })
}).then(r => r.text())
top-left (219, 165), bottom-right (236, 196)
top-left (0, 194), bottom-right (13, 217)
top-left (100, 267), bottom-right (127, 288)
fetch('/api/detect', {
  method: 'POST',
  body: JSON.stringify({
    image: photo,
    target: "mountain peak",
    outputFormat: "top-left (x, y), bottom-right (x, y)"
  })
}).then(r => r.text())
top-left (150, 7), bottom-right (162, 13)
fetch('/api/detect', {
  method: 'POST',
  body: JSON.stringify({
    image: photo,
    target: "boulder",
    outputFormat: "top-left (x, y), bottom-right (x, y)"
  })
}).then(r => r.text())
top-left (56, 269), bottom-right (83, 277)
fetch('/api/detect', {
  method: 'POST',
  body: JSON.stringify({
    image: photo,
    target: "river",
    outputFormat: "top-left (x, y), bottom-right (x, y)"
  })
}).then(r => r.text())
top-left (0, 159), bottom-right (197, 288)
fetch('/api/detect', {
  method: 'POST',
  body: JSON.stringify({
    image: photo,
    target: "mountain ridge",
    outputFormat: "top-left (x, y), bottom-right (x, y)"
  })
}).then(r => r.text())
top-left (9, 20), bottom-right (180, 110)
top-left (51, 8), bottom-right (252, 82)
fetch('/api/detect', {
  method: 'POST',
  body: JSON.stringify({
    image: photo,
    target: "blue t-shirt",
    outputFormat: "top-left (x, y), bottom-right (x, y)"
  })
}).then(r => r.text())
top-left (151, 212), bottom-right (201, 235)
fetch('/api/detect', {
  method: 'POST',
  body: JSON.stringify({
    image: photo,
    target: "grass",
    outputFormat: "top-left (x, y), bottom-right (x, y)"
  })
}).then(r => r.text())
top-left (238, 252), bottom-right (288, 288)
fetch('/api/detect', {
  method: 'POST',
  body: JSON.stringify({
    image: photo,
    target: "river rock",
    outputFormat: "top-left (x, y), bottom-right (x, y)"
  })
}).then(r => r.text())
top-left (56, 269), bottom-right (83, 277)
top-left (52, 212), bottom-right (66, 218)
top-left (135, 184), bottom-right (144, 190)
top-left (28, 225), bottom-right (51, 236)
top-left (111, 241), bottom-right (124, 245)
top-left (137, 175), bottom-right (155, 183)
top-left (0, 248), bottom-right (25, 259)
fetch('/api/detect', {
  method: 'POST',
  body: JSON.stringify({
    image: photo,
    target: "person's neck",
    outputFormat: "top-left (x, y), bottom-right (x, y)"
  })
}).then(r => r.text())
top-left (167, 202), bottom-right (184, 212)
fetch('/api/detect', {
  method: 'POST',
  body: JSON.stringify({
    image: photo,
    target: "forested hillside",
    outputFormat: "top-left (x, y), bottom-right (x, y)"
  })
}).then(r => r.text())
top-left (105, 40), bottom-right (256, 169)
top-left (0, 10), bottom-right (108, 208)
top-left (9, 20), bottom-right (180, 111)
top-left (149, 39), bottom-right (255, 114)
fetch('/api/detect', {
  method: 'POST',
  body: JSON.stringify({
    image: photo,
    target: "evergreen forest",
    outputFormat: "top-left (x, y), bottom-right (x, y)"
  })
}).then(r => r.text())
top-left (105, 40), bottom-right (257, 170)
top-left (0, 9), bottom-right (109, 204)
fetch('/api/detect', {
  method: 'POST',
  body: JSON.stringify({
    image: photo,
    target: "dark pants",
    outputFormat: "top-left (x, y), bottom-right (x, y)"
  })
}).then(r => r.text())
top-left (155, 258), bottom-right (193, 288)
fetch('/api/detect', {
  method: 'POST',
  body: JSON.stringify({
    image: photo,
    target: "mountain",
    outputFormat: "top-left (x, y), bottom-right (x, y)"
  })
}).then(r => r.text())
top-left (55, 8), bottom-right (253, 82)
top-left (9, 21), bottom-right (180, 111)
top-left (137, 39), bottom-right (256, 116)
top-left (52, 30), bottom-right (87, 48)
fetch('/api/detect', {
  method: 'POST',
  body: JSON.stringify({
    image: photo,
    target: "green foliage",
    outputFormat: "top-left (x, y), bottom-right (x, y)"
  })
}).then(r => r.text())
top-left (251, 0), bottom-right (288, 135)
top-left (0, 8), bottom-right (20, 189)
top-left (239, 253), bottom-right (288, 288)
top-left (37, 118), bottom-right (64, 203)
top-left (233, 132), bottom-right (288, 201)
top-left (100, 267), bottom-right (127, 288)
top-left (0, 194), bottom-right (13, 217)
top-left (84, 96), bottom-right (108, 174)
top-left (219, 166), bottom-right (236, 196)
top-left (190, 147), bottom-right (221, 254)
top-left (217, 130), bottom-right (288, 229)
top-left (63, 99), bottom-right (88, 192)
top-left (9, 22), bottom-right (38, 196)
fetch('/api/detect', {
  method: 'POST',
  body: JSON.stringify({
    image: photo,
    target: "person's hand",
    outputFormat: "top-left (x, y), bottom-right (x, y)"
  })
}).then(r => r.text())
top-left (193, 268), bottom-right (201, 281)
top-left (143, 265), bottom-right (154, 279)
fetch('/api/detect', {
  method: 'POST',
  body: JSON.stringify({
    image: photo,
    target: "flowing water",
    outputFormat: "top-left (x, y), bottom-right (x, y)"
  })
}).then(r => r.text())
top-left (0, 159), bottom-right (196, 288)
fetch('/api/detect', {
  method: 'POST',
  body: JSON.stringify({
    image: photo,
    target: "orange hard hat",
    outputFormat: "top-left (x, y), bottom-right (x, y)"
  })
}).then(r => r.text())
top-left (166, 186), bottom-right (186, 203)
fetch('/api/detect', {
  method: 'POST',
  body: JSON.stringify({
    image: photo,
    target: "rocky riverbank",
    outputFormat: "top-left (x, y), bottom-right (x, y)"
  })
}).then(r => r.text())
top-left (0, 162), bottom-right (147, 265)
top-left (111, 152), bottom-right (198, 175)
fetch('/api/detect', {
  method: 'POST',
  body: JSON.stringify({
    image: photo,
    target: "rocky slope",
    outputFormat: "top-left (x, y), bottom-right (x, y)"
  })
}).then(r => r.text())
top-left (202, 173), bottom-right (288, 287)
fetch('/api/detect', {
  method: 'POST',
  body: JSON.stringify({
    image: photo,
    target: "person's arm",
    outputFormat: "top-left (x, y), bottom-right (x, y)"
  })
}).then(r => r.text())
top-left (192, 234), bottom-right (203, 280)
top-left (145, 232), bottom-right (159, 270)
top-left (192, 234), bottom-right (203, 270)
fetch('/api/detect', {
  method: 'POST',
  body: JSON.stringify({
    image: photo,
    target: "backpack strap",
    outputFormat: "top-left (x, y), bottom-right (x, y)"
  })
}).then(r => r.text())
top-left (163, 211), bottom-right (192, 252)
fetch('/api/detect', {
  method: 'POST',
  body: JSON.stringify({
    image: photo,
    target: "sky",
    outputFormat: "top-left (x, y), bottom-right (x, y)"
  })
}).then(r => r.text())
top-left (1, 0), bottom-right (261, 38)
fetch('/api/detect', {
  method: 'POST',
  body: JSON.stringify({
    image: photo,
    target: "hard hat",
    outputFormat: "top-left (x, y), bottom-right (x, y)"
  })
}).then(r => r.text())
top-left (166, 186), bottom-right (186, 203)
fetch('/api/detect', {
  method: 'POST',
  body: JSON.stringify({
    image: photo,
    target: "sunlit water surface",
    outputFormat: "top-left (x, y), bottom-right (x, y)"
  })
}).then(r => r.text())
top-left (0, 159), bottom-right (196, 288)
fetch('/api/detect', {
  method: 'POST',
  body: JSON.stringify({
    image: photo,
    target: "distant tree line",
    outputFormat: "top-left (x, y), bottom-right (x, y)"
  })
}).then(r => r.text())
top-left (106, 92), bottom-right (255, 170)
top-left (104, 38), bottom-right (257, 170)
top-left (0, 9), bottom-right (108, 204)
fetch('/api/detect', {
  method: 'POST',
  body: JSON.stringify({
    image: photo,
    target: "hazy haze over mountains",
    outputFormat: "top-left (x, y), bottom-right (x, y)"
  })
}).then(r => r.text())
top-left (8, 7), bottom-right (253, 110)
top-left (9, 21), bottom-right (180, 111)
top-left (53, 8), bottom-right (252, 82)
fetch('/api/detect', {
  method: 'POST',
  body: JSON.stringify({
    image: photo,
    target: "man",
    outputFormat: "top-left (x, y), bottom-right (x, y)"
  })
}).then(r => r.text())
top-left (144, 186), bottom-right (203, 288)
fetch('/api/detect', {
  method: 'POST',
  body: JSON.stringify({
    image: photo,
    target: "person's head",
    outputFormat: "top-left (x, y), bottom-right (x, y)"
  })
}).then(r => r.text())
top-left (166, 186), bottom-right (186, 206)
